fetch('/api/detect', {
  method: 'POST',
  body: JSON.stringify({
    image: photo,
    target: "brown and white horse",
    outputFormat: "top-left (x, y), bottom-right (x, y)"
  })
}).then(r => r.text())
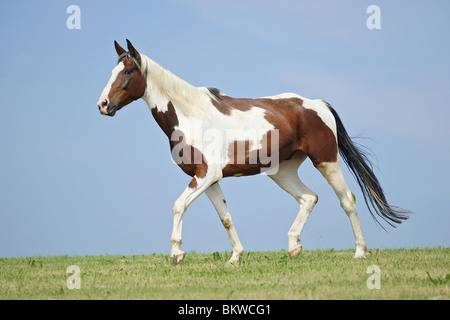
top-left (97, 40), bottom-right (409, 264)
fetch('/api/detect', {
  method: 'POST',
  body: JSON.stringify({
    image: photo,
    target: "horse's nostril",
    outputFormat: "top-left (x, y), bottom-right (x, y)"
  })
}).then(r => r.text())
top-left (101, 100), bottom-right (108, 107)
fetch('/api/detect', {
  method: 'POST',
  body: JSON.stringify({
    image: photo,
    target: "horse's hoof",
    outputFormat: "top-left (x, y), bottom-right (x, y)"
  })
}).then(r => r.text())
top-left (171, 252), bottom-right (186, 265)
top-left (289, 245), bottom-right (303, 259)
top-left (354, 251), bottom-right (366, 259)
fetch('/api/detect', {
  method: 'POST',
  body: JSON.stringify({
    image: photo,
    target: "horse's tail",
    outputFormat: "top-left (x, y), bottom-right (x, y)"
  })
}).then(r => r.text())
top-left (326, 104), bottom-right (410, 229)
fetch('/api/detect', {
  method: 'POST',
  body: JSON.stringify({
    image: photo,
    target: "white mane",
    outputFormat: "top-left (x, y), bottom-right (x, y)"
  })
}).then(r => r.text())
top-left (141, 54), bottom-right (213, 118)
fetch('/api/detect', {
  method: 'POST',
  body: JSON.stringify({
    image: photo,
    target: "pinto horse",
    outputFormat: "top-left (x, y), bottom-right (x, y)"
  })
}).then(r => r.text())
top-left (97, 40), bottom-right (409, 264)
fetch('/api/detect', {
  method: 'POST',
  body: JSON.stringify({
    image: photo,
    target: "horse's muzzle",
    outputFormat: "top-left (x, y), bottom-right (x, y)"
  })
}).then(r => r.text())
top-left (97, 99), bottom-right (116, 117)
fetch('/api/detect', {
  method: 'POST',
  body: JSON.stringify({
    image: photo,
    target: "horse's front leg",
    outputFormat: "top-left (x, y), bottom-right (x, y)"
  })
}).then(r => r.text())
top-left (170, 169), bottom-right (222, 264)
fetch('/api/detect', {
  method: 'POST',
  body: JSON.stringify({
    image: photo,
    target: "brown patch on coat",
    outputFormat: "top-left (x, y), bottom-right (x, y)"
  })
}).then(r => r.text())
top-left (297, 108), bottom-right (338, 166)
top-left (151, 102), bottom-right (208, 179)
top-left (222, 129), bottom-right (289, 177)
top-left (219, 97), bottom-right (301, 177)
top-left (212, 95), bottom-right (337, 176)
top-left (210, 95), bottom-right (254, 115)
top-left (151, 102), bottom-right (179, 140)
top-left (188, 177), bottom-right (198, 189)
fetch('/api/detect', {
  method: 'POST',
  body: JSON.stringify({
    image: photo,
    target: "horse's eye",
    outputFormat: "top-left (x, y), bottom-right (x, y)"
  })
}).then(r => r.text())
top-left (124, 69), bottom-right (133, 75)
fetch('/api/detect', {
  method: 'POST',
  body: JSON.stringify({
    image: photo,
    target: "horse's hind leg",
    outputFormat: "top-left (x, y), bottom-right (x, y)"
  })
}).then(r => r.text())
top-left (268, 152), bottom-right (318, 258)
top-left (316, 160), bottom-right (367, 258)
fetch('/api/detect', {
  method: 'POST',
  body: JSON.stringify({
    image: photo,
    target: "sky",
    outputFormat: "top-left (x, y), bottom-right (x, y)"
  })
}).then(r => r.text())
top-left (0, 0), bottom-right (449, 258)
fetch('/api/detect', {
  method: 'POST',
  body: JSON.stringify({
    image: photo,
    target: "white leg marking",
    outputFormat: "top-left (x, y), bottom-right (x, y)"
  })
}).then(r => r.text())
top-left (170, 170), bottom-right (222, 264)
top-left (317, 160), bottom-right (367, 258)
top-left (268, 152), bottom-right (318, 258)
top-left (205, 182), bottom-right (244, 264)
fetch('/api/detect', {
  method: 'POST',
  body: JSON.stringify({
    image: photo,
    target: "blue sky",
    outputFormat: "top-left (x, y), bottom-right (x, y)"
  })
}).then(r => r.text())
top-left (0, 0), bottom-right (449, 258)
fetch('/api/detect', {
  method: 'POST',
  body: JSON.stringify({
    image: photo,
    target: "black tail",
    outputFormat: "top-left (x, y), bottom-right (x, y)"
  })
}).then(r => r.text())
top-left (327, 104), bottom-right (410, 229)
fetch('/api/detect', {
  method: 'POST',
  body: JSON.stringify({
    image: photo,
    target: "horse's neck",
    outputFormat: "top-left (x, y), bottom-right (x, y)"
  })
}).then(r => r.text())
top-left (141, 55), bottom-right (211, 118)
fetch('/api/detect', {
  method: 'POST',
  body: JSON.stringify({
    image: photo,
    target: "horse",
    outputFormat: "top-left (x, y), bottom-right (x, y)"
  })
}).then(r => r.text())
top-left (97, 40), bottom-right (409, 264)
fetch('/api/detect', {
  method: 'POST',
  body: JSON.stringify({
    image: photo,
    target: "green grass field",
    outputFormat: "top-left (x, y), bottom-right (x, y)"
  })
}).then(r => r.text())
top-left (0, 248), bottom-right (448, 300)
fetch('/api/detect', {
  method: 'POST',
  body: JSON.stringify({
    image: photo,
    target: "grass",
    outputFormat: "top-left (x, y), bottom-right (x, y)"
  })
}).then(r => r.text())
top-left (0, 248), bottom-right (448, 300)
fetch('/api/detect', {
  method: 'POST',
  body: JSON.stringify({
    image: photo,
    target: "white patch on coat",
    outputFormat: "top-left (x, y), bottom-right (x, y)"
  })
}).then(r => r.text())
top-left (97, 62), bottom-right (125, 106)
top-left (140, 54), bottom-right (275, 170)
top-left (172, 105), bottom-right (274, 168)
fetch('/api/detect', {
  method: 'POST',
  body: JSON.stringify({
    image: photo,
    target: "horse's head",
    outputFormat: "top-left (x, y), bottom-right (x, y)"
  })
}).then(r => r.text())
top-left (97, 40), bottom-right (146, 117)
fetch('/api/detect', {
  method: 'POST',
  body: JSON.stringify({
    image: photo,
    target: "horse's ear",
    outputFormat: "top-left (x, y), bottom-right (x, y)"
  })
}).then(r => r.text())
top-left (126, 39), bottom-right (142, 66)
top-left (126, 39), bottom-right (139, 58)
top-left (114, 41), bottom-right (126, 56)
